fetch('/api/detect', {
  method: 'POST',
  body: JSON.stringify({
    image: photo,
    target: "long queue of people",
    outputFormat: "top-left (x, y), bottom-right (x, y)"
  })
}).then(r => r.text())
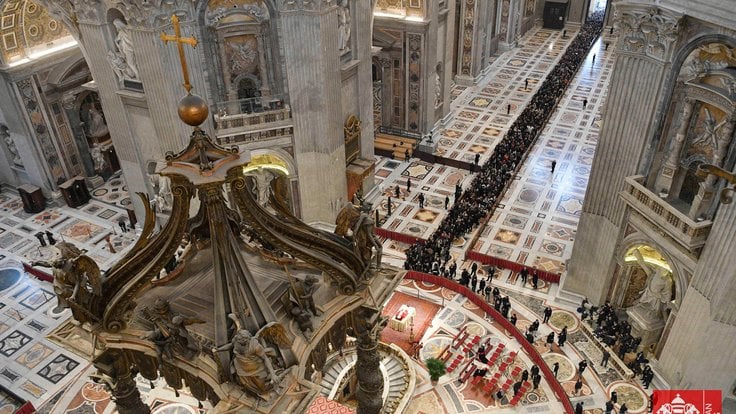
top-left (405, 11), bottom-right (605, 272)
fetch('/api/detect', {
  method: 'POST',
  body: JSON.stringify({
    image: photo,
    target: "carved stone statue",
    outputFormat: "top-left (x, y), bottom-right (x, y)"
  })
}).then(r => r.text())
top-left (214, 329), bottom-right (279, 396)
top-left (435, 72), bottom-right (442, 107)
top-left (1, 124), bottom-right (22, 166)
top-left (32, 242), bottom-right (101, 316)
top-left (107, 51), bottom-right (129, 84)
top-left (338, 0), bottom-right (351, 52)
top-left (335, 202), bottom-right (383, 271)
top-left (250, 168), bottom-right (274, 207)
top-left (353, 203), bottom-right (382, 269)
top-left (86, 107), bottom-right (109, 138)
top-left (139, 298), bottom-right (204, 365)
top-left (631, 248), bottom-right (673, 319)
top-left (111, 19), bottom-right (139, 81)
top-left (292, 275), bottom-right (320, 316)
top-left (91, 143), bottom-right (106, 171)
top-left (290, 306), bottom-right (314, 337)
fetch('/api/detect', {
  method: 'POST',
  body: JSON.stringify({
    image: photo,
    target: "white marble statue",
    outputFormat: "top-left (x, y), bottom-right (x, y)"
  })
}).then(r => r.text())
top-left (112, 19), bottom-right (139, 80)
top-left (107, 51), bottom-right (129, 84)
top-left (435, 72), bottom-right (442, 107)
top-left (87, 108), bottom-right (109, 139)
top-left (338, 0), bottom-right (351, 52)
top-left (251, 168), bottom-right (274, 207)
top-left (149, 170), bottom-right (173, 211)
top-left (1, 125), bottom-right (22, 166)
top-left (158, 175), bottom-right (173, 211)
top-left (632, 248), bottom-right (673, 319)
top-left (91, 143), bottom-right (106, 171)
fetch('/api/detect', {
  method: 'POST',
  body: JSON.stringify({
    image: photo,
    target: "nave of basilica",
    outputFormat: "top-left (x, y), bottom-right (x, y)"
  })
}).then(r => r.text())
top-left (0, 0), bottom-right (735, 413)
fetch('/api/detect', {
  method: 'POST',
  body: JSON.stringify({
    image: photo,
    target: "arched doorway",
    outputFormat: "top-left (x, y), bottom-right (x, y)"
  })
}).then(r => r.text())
top-left (622, 244), bottom-right (676, 351)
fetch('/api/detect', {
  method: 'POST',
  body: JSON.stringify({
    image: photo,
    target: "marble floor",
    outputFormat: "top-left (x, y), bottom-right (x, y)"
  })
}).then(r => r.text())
top-left (370, 25), bottom-right (647, 414)
top-left (0, 24), bottom-right (645, 414)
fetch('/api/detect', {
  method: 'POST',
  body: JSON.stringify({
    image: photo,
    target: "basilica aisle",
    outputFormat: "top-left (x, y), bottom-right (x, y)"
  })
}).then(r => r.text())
top-left (372, 25), bottom-right (651, 414)
top-left (0, 23), bottom-right (648, 414)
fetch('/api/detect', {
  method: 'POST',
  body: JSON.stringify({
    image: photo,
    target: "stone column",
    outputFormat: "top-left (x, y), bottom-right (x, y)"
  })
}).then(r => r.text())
top-left (560, 4), bottom-right (682, 305)
top-left (354, 311), bottom-right (384, 414)
top-left (456, 0), bottom-right (479, 85)
top-left (93, 349), bottom-right (150, 414)
top-left (656, 97), bottom-right (694, 193)
top-left (255, 33), bottom-right (272, 97)
top-left (379, 57), bottom-right (392, 128)
top-left (61, 94), bottom-right (97, 179)
top-left (278, 1), bottom-right (347, 224)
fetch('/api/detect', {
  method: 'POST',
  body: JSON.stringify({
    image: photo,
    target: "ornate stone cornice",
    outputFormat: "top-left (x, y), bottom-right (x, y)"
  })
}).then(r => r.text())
top-left (114, 0), bottom-right (196, 28)
top-left (206, 4), bottom-right (269, 27)
top-left (278, 0), bottom-right (336, 13)
top-left (615, 3), bottom-right (683, 62)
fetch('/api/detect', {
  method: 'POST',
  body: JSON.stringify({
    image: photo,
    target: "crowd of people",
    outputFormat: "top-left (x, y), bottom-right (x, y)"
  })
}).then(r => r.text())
top-left (404, 10), bottom-right (605, 273)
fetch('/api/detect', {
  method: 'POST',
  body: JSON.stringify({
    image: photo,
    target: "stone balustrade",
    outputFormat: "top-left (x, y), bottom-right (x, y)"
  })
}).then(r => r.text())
top-left (621, 175), bottom-right (712, 249)
top-left (213, 106), bottom-right (293, 146)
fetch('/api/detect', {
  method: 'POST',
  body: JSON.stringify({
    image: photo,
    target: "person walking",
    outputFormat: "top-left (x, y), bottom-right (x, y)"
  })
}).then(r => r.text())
top-left (395, 185), bottom-right (400, 198)
top-left (507, 103), bottom-right (511, 115)
top-left (578, 359), bottom-right (588, 377)
top-left (445, 195), bottom-right (450, 209)
top-left (417, 192), bottom-right (424, 209)
top-left (532, 373), bottom-right (541, 389)
top-left (582, 98), bottom-right (588, 109)
top-left (551, 160), bottom-right (557, 174)
top-left (619, 403), bottom-right (629, 414)
top-left (574, 377), bottom-right (583, 395)
top-left (474, 153), bottom-right (480, 168)
top-left (406, 178), bottom-right (412, 193)
top-left (470, 262), bottom-right (478, 277)
top-left (558, 326), bottom-right (567, 347)
top-left (575, 402), bottom-right (584, 414)
top-left (601, 349), bottom-right (610, 367)
top-left (546, 331), bottom-right (555, 348)
top-left (478, 278), bottom-right (486, 294)
top-left (543, 306), bottom-right (553, 323)
top-left (510, 313), bottom-right (517, 326)
top-left (525, 78), bottom-right (529, 90)
top-left (532, 271), bottom-right (539, 289)
top-left (118, 217), bottom-right (128, 233)
top-left (604, 400), bottom-right (614, 414)
top-left (484, 284), bottom-right (492, 302)
top-left (552, 362), bottom-right (559, 378)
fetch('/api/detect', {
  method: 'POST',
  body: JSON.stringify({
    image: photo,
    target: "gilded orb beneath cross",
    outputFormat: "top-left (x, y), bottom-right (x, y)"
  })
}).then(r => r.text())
top-left (178, 93), bottom-right (209, 126)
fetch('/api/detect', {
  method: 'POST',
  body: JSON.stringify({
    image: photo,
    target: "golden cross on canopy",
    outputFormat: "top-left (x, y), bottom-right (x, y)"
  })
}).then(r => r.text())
top-left (160, 15), bottom-right (198, 93)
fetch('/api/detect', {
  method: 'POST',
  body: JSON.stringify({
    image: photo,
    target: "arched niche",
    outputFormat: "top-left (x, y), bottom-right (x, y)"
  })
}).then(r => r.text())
top-left (650, 41), bottom-right (736, 220)
top-left (203, 0), bottom-right (278, 109)
top-left (242, 150), bottom-right (296, 212)
top-left (621, 244), bottom-right (676, 310)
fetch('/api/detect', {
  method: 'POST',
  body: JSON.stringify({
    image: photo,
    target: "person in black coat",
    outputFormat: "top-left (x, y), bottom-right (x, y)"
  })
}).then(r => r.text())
top-left (574, 377), bottom-right (583, 395)
top-left (532, 373), bottom-right (541, 389)
top-left (558, 326), bottom-right (568, 347)
top-left (530, 364), bottom-right (539, 378)
top-left (552, 362), bottom-right (559, 378)
top-left (543, 306), bottom-right (553, 323)
top-left (601, 349), bottom-right (610, 367)
top-left (546, 331), bottom-right (555, 348)
top-left (510, 313), bottom-right (517, 326)
top-left (521, 369), bottom-right (529, 382)
top-left (604, 399), bottom-right (614, 414)
top-left (619, 403), bottom-right (628, 414)
top-left (575, 402), bottom-right (584, 414)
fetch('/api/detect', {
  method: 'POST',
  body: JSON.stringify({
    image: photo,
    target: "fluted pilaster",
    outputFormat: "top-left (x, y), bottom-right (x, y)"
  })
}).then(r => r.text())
top-left (562, 5), bottom-right (677, 302)
top-left (280, 5), bottom-right (346, 222)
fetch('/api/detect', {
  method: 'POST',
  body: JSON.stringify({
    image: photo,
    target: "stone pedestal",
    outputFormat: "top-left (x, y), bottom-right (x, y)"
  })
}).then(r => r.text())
top-left (626, 306), bottom-right (665, 351)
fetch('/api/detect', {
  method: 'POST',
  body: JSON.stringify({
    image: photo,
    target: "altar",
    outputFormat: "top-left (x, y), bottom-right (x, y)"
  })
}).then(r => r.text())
top-left (389, 305), bottom-right (416, 332)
